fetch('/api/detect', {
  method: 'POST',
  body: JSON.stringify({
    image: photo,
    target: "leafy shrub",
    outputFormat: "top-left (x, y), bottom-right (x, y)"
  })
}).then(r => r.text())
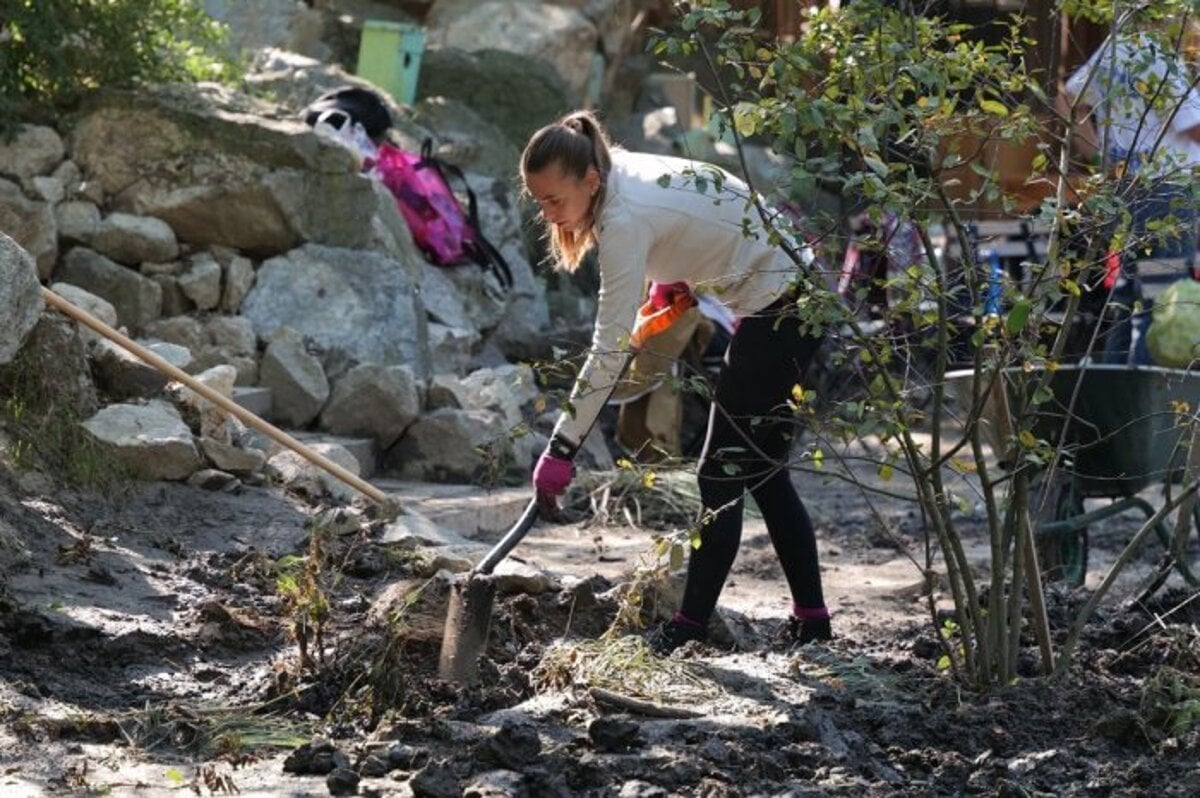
top-left (0, 0), bottom-right (233, 136)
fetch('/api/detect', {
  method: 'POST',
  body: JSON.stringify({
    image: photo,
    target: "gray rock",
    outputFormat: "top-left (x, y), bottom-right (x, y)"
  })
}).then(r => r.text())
top-left (203, 0), bottom-right (329, 62)
top-left (476, 721), bottom-right (541, 769)
top-left (459, 364), bottom-right (539, 428)
top-left (259, 329), bottom-right (329, 427)
top-left (410, 97), bottom-right (522, 179)
top-left (0, 232), bottom-right (44, 365)
top-left (588, 717), bottom-right (642, 753)
top-left (383, 407), bottom-right (508, 483)
top-left (47, 282), bottom-right (117, 344)
top-left (241, 243), bottom-right (428, 378)
top-left (143, 315), bottom-right (206, 353)
top-left (82, 400), bottom-right (202, 480)
top-left (219, 255), bottom-right (255, 313)
top-left (266, 442), bottom-right (361, 500)
top-left (90, 212), bottom-right (180, 265)
top-left (29, 175), bottom-right (65, 204)
top-left (417, 47), bottom-right (572, 150)
top-left (427, 323), bottom-right (481, 376)
top-left (325, 767), bottom-right (360, 796)
top-left (463, 769), bottom-right (526, 798)
top-left (380, 510), bottom-right (473, 548)
top-left (186, 468), bottom-right (241, 492)
top-left (177, 253), bottom-right (222, 310)
top-left (55, 200), bottom-right (102, 244)
top-left (427, 1), bottom-right (598, 103)
top-left (319, 363), bottom-right (420, 448)
top-left (199, 437), bottom-right (266, 475)
top-left (204, 316), bottom-right (257, 355)
top-left (92, 338), bottom-right (170, 400)
top-left (69, 84), bottom-right (379, 257)
top-left (57, 247), bottom-right (163, 330)
top-left (0, 314), bottom-right (97, 419)
top-left (0, 124), bottom-right (65, 181)
top-left (0, 177), bottom-right (57, 280)
top-left (409, 759), bottom-right (460, 798)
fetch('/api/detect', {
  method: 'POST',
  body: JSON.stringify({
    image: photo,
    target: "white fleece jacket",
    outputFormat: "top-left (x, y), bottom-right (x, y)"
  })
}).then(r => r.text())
top-left (552, 149), bottom-right (803, 448)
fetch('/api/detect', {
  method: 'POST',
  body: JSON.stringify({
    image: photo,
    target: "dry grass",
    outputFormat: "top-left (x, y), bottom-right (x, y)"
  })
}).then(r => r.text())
top-left (531, 635), bottom-right (721, 704)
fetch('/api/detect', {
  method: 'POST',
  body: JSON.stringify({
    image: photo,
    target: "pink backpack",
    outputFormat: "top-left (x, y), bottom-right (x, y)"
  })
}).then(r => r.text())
top-left (375, 139), bottom-right (513, 289)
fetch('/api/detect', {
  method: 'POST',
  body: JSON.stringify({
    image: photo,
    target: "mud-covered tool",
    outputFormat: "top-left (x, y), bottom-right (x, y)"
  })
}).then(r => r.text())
top-left (438, 494), bottom-right (550, 682)
top-left (439, 350), bottom-right (641, 682)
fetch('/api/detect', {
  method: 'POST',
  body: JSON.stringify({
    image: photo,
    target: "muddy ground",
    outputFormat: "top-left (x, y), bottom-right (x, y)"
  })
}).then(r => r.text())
top-left (1, 430), bottom-right (1198, 797)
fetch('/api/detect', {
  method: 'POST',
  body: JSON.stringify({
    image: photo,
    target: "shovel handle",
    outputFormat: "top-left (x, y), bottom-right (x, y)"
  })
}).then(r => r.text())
top-left (474, 496), bottom-right (542, 575)
top-left (40, 286), bottom-right (391, 506)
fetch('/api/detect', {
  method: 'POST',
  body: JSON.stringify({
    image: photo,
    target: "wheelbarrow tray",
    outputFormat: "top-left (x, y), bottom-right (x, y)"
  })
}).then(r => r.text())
top-left (948, 365), bottom-right (1200, 498)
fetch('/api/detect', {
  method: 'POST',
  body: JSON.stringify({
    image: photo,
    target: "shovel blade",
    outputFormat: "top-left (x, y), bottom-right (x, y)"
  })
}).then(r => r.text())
top-left (438, 574), bottom-right (497, 683)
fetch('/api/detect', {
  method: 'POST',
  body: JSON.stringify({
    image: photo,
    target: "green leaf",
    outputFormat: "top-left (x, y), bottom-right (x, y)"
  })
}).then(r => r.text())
top-left (669, 542), bottom-right (684, 571)
top-left (165, 768), bottom-right (185, 785)
top-left (657, 174), bottom-right (671, 189)
top-left (979, 99), bottom-right (1009, 116)
top-left (937, 654), bottom-right (952, 670)
top-left (878, 463), bottom-right (894, 481)
top-left (863, 156), bottom-right (888, 177)
top-left (1005, 298), bottom-right (1031, 336)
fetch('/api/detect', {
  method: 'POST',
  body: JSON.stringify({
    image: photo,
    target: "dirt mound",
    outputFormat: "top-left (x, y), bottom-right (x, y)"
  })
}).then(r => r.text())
top-left (1, 466), bottom-right (1199, 795)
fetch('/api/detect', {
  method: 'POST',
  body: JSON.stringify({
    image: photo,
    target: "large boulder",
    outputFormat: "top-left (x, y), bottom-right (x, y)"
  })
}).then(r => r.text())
top-left (0, 233), bottom-right (43, 365)
top-left (259, 328), bottom-right (330, 427)
top-left (47, 282), bottom-right (117, 345)
top-left (88, 212), bottom-right (180, 265)
top-left (202, 0), bottom-right (330, 62)
top-left (240, 243), bottom-right (430, 378)
top-left (410, 97), bottom-right (522, 179)
top-left (416, 48), bottom-right (571, 150)
top-left (460, 172), bottom-right (550, 360)
top-left (319, 363), bottom-right (421, 448)
top-left (69, 84), bottom-right (381, 258)
top-left (0, 178), bottom-right (57, 279)
top-left (0, 124), bottom-right (65, 182)
top-left (384, 406), bottom-right (510, 483)
top-left (81, 400), bottom-right (202, 480)
top-left (56, 247), bottom-right (163, 330)
top-left (426, 1), bottom-right (599, 104)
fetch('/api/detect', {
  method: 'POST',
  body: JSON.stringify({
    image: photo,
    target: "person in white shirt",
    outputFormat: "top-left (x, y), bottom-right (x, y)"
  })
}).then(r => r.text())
top-left (521, 110), bottom-right (831, 652)
top-left (1061, 18), bottom-right (1200, 361)
top-left (1062, 19), bottom-right (1200, 258)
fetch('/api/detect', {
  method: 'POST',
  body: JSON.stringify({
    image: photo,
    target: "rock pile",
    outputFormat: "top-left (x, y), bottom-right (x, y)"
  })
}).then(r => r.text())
top-left (0, 0), bottom-right (789, 496)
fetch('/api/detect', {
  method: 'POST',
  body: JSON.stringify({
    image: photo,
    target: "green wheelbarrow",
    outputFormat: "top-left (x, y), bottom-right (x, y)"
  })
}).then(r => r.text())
top-left (948, 364), bottom-right (1200, 588)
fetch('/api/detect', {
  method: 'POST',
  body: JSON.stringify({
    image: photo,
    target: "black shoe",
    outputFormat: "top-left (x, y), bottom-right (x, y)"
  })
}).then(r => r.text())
top-left (773, 616), bottom-right (833, 649)
top-left (646, 618), bottom-right (707, 655)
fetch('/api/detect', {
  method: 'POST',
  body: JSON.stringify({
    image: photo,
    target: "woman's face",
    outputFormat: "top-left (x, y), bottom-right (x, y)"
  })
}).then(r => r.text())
top-left (524, 162), bottom-right (600, 233)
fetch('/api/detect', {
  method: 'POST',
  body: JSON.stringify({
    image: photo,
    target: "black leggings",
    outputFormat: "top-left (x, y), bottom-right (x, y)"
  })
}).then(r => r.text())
top-left (680, 298), bottom-right (826, 624)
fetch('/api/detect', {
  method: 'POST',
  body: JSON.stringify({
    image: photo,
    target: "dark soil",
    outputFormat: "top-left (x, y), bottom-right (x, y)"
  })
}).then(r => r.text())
top-left (1, 461), bottom-right (1198, 797)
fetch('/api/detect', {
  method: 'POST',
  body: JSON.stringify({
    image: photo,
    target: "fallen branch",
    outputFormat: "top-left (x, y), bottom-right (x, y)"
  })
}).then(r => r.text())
top-left (588, 686), bottom-right (703, 719)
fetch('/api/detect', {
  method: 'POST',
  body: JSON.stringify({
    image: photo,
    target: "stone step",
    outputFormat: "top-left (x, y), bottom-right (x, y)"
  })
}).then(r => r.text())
top-left (232, 385), bottom-right (273, 419)
top-left (372, 479), bottom-right (532, 540)
top-left (291, 430), bottom-right (378, 478)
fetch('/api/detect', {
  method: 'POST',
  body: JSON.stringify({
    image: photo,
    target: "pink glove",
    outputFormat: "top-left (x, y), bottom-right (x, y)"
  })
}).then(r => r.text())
top-left (533, 452), bottom-right (574, 496)
top-left (648, 281), bottom-right (690, 309)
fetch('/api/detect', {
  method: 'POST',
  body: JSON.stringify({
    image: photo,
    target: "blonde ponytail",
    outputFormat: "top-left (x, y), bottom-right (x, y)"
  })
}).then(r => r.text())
top-left (521, 110), bottom-right (614, 272)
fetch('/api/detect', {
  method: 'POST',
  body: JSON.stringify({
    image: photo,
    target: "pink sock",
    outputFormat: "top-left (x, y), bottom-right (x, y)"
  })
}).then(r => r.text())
top-left (792, 604), bottom-right (830, 621)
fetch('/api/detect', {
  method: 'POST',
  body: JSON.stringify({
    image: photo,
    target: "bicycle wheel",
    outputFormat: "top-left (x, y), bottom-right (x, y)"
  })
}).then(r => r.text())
top-left (1038, 480), bottom-right (1089, 587)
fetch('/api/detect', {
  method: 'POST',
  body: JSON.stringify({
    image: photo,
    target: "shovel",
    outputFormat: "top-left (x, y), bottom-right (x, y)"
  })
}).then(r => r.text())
top-left (437, 493), bottom-right (556, 682)
top-left (437, 345), bottom-right (649, 682)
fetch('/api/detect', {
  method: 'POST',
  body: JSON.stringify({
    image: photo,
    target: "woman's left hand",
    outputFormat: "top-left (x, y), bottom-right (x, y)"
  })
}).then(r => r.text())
top-left (533, 451), bottom-right (574, 496)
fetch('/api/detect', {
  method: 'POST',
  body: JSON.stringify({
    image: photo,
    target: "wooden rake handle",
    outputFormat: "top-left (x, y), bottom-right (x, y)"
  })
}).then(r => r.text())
top-left (40, 286), bottom-right (391, 506)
